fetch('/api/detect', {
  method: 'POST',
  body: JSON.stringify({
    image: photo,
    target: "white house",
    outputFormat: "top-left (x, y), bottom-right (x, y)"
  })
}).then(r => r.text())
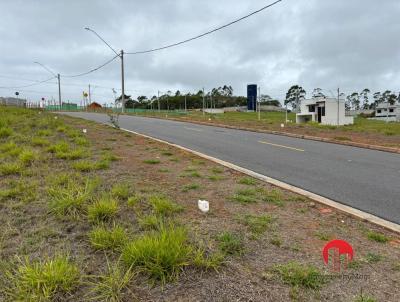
top-left (296, 98), bottom-right (354, 126)
top-left (371, 102), bottom-right (400, 122)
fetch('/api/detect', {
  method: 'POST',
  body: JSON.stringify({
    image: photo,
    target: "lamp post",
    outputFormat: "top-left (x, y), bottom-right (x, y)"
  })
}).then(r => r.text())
top-left (34, 61), bottom-right (61, 109)
top-left (84, 27), bottom-right (125, 113)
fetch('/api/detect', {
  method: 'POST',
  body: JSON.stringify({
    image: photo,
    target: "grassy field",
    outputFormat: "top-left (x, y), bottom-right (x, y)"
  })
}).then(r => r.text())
top-left (1, 106), bottom-right (400, 301)
top-left (129, 110), bottom-right (400, 148)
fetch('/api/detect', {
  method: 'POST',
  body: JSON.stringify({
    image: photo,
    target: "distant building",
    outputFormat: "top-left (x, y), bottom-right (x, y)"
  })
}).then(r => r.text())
top-left (296, 98), bottom-right (354, 126)
top-left (88, 102), bottom-right (102, 109)
top-left (371, 102), bottom-right (400, 122)
top-left (0, 97), bottom-right (26, 107)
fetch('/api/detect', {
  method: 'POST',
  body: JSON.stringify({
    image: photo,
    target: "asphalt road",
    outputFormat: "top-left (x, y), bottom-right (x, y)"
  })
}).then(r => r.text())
top-left (61, 112), bottom-right (400, 224)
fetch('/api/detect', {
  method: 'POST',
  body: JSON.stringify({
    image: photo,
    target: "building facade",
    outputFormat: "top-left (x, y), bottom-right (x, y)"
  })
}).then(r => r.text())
top-left (296, 98), bottom-right (354, 126)
top-left (371, 102), bottom-right (400, 122)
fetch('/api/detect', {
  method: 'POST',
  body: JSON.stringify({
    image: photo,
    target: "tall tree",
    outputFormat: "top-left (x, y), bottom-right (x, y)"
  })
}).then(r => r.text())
top-left (382, 90), bottom-right (397, 105)
top-left (349, 92), bottom-right (360, 110)
top-left (360, 88), bottom-right (370, 109)
top-left (372, 92), bottom-right (382, 109)
top-left (285, 85), bottom-right (306, 112)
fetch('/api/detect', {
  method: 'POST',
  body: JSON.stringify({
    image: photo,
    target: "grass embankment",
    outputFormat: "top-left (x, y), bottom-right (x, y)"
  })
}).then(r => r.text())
top-left (129, 110), bottom-right (400, 148)
top-left (0, 106), bottom-right (399, 301)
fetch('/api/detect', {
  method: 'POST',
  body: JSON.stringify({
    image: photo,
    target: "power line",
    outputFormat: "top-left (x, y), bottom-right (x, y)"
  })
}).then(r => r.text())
top-left (0, 76), bottom-right (56, 89)
top-left (60, 54), bottom-right (119, 78)
top-left (126, 0), bottom-right (282, 55)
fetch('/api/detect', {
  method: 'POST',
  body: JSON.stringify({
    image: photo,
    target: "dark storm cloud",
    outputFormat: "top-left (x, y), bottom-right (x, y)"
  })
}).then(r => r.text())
top-left (0, 0), bottom-right (399, 103)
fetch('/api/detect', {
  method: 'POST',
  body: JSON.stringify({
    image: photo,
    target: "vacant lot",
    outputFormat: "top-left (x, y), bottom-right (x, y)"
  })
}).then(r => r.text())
top-left (1, 106), bottom-right (399, 301)
top-left (129, 110), bottom-right (400, 149)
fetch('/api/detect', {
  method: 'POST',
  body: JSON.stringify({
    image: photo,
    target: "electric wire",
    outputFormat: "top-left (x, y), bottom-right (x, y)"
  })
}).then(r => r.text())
top-left (126, 0), bottom-right (282, 55)
top-left (60, 54), bottom-right (119, 78)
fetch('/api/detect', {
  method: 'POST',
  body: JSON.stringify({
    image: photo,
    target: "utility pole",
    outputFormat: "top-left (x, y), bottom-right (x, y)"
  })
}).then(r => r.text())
top-left (57, 74), bottom-right (61, 110)
top-left (88, 84), bottom-right (92, 104)
top-left (258, 86), bottom-right (261, 121)
top-left (337, 88), bottom-right (340, 126)
top-left (121, 49), bottom-right (125, 113)
top-left (184, 94), bottom-right (187, 112)
top-left (158, 90), bottom-right (160, 113)
top-left (202, 87), bottom-right (205, 116)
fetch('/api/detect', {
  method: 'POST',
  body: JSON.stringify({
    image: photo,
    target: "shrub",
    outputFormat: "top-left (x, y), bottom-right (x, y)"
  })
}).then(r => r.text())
top-left (217, 232), bottom-right (244, 255)
top-left (149, 195), bottom-right (183, 216)
top-left (121, 225), bottom-right (191, 283)
top-left (89, 225), bottom-right (128, 251)
top-left (7, 256), bottom-right (80, 301)
top-left (88, 197), bottom-right (119, 223)
top-left (273, 261), bottom-right (325, 289)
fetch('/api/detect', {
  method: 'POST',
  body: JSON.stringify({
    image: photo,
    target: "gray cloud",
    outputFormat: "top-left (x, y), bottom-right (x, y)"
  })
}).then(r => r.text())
top-left (0, 0), bottom-right (399, 104)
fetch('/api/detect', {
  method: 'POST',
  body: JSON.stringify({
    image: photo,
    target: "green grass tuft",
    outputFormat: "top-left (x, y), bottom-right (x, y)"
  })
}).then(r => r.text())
top-left (89, 225), bottom-right (128, 251)
top-left (0, 127), bottom-right (13, 138)
top-left (238, 177), bottom-right (257, 186)
top-left (231, 188), bottom-right (258, 203)
top-left (239, 214), bottom-right (272, 235)
top-left (217, 232), bottom-right (244, 255)
top-left (111, 183), bottom-right (131, 200)
top-left (149, 195), bottom-right (183, 216)
top-left (273, 261), bottom-right (325, 289)
top-left (367, 231), bottom-right (389, 243)
top-left (19, 149), bottom-right (38, 166)
top-left (7, 255), bottom-right (80, 301)
top-left (0, 162), bottom-right (22, 175)
top-left (88, 197), bottom-right (119, 223)
top-left (262, 189), bottom-right (284, 206)
top-left (121, 225), bottom-right (191, 283)
top-left (182, 183), bottom-right (200, 192)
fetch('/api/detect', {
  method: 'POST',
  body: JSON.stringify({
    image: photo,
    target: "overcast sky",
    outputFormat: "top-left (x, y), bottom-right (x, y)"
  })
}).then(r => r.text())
top-left (0, 0), bottom-right (399, 104)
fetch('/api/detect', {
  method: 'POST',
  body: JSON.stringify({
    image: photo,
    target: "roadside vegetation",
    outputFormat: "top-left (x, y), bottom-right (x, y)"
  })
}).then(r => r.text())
top-left (0, 106), bottom-right (399, 301)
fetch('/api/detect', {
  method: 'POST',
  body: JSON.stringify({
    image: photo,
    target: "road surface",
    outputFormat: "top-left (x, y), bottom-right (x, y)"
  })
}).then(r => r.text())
top-left (61, 112), bottom-right (400, 224)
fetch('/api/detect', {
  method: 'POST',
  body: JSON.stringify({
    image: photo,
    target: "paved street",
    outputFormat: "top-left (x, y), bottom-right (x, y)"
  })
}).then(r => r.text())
top-left (62, 112), bottom-right (400, 224)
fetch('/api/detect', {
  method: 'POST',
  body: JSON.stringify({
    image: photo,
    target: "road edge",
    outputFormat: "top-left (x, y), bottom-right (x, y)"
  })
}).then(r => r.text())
top-left (121, 127), bottom-right (400, 234)
top-left (130, 114), bottom-right (400, 154)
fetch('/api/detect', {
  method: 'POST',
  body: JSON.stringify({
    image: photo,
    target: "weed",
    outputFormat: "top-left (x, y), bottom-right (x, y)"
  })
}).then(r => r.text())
top-left (270, 236), bottom-right (283, 247)
top-left (88, 259), bottom-right (135, 302)
top-left (354, 293), bottom-right (376, 302)
top-left (149, 195), bottom-right (183, 216)
top-left (72, 160), bottom-right (98, 172)
top-left (192, 248), bottom-right (224, 271)
top-left (0, 162), bottom-right (22, 175)
top-left (0, 127), bottom-right (13, 138)
top-left (19, 149), bottom-right (38, 165)
top-left (367, 231), bottom-right (389, 243)
top-left (208, 175), bottom-right (223, 182)
top-left (182, 183), bottom-right (200, 192)
top-left (231, 188), bottom-right (258, 203)
top-left (161, 151), bottom-right (173, 156)
top-left (111, 183), bottom-right (131, 200)
top-left (121, 225), bottom-right (191, 283)
top-left (143, 159), bottom-right (160, 164)
top-left (31, 137), bottom-right (50, 147)
top-left (217, 232), bottom-right (244, 255)
top-left (7, 255), bottom-right (79, 301)
top-left (365, 252), bottom-right (383, 263)
top-left (56, 148), bottom-right (88, 160)
top-left (273, 261), bottom-right (325, 289)
top-left (88, 197), bottom-right (119, 223)
top-left (211, 167), bottom-right (223, 174)
top-left (48, 177), bottom-right (98, 217)
top-left (127, 195), bottom-right (142, 207)
top-left (239, 214), bottom-right (272, 235)
top-left (73, 136), bottom-right (89, 146)
top-left (37, 129), bottom-right (52, 136)
top-left (158, 168), bottom-right (170, 173)
top-left (238, 177), bottom-right (257, 186)
top-left (138, 214), bottom-right (162, 230)
top-left (47, 141), bottom-right (69, 154)
top-left (89, 225), bottom-right (128, 251)
top-left (101, 151), bottom-right (119, 162)
top-left (315, 231), bottom-right (333, 241)
top-left (262, 189), bottom-right (284, 206)
top-left (0, 179), bottom-right (37, 203)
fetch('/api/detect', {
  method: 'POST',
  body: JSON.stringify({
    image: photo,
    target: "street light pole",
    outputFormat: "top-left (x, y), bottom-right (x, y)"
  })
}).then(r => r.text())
top-left (57, 73), bottom-right (61, 109)
top-left (120, 50), bottom-right (125, 113)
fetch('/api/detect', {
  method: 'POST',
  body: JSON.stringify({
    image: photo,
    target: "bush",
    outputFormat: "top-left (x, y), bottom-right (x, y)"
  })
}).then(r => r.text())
top-left (121, 225), bottom-right (191, 283)
top-left (88, 197), bottom-right (118, 223)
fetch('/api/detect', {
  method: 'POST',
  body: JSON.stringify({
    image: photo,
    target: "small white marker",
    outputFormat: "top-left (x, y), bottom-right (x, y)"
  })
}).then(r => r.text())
top-left (54, 116), bottom-right (58, 119)
top-left (198, 200), bottom-right (209, 213)
top-left (280, 123), bottom-right (284, 128)
top-left (82, 129), bottom-right (87, 134)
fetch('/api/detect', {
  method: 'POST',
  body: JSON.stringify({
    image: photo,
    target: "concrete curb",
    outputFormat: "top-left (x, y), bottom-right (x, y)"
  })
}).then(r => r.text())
top-left (133, 115), bottom-right (400, 154)
top-left (121, 127), bottom-right (400, 234)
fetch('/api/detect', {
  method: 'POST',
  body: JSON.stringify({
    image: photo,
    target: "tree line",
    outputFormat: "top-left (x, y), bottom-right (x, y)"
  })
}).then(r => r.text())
top-left (284, 85), bottom-right (400, 111)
